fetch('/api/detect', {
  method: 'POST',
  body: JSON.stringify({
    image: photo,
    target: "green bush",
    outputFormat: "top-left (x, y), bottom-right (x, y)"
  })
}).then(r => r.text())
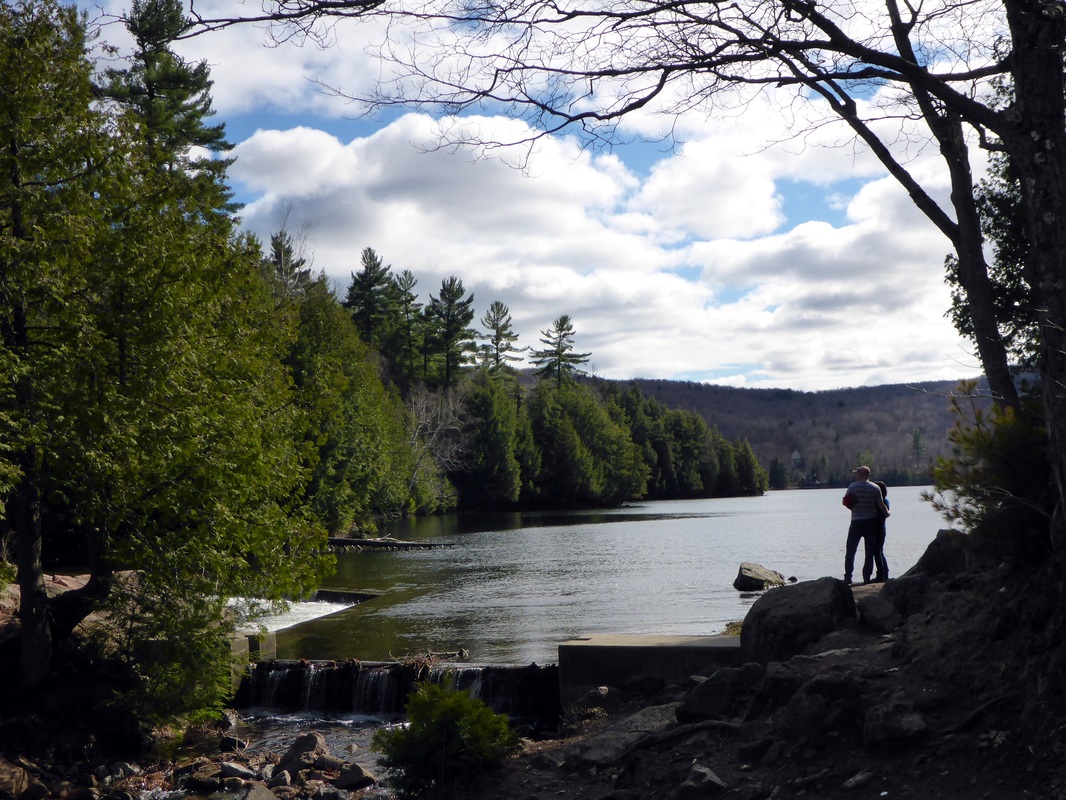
top-left (926, 381), bottom-right (1053, 563)
top-left (372, 680), bottom-right (521, 798)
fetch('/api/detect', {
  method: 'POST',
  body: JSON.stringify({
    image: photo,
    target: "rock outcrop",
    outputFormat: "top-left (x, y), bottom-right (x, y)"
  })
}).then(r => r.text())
top-left (739, 576), bottom-right (855, 663)
top-left (732, 562), bottom-right (787, 592)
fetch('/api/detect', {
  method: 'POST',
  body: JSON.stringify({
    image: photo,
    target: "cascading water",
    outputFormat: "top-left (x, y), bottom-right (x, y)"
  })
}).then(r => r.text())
top-left (236, 659), bottom-right (561, 722)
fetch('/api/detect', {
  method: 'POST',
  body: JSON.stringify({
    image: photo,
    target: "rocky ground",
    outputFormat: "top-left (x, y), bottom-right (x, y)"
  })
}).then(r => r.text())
top-left (5, 551), bottom-right (1066, 800)
top-left (461, 563), bottom-right (1066, 800)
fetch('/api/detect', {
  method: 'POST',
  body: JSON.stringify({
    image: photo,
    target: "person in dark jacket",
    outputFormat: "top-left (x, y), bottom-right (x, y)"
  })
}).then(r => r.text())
top-left (862, 480), bottom-right (890, 583)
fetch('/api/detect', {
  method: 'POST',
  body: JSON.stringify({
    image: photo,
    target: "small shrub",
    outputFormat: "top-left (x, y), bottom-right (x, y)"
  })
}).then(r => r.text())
top-left (372, 680), bottom-right (521, 798)
top-left (926, 380), bottom-right (1053, 563)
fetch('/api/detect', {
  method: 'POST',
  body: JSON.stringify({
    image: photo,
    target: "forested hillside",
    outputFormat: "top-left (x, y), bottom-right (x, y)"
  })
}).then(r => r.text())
top-left (0, 0), bottom-right (769, 722)
top-left (618, 378), bottom-right (992, 487)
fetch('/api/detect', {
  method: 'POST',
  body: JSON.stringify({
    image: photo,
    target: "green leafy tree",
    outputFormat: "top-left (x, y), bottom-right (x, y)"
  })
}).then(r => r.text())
top-left (1, 2), bottom-right (332, 719)
top-left (529, 315), bottom-right (590, 389)
top-left (285, 274), bottom-right (413, 532)
top-left (715, 439), bottom-right (739, 497)
top-left (0, 0), bottom-right (104, 686)
top-left (611, 386), bottom-right (767, 499)
top-left (526, 382), bottom-right (646, 507)
top-left (454, 373), bottom-right (522, 509)
top-left (733, 439), bottom-right (769, 496)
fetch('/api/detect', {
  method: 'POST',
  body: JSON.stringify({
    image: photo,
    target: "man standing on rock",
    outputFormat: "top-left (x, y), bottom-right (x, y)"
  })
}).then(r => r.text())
top-left (841, 465), bottom-right (890, 585)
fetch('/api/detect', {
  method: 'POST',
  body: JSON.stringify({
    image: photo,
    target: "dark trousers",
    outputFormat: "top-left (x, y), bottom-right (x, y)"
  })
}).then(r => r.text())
top-left (863, 522), bottom-right (889, 582)
top-left (845, 518), bottom-right (880, 582)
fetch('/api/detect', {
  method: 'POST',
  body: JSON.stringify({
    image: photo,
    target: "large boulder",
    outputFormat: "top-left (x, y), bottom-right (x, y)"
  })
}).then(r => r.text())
top-left (903, 529), bottom-right (972, 578)
top-left (879, 573), bottom-right (931, 616)
top-left (276, 732), bottom-right (333, 778)
top-left (733, 563), bottom-right (787, 592)
top-left (740, 577), bottom-right (855, 664)
top-left (335, 764), bottom-right (376, 792)
top-left (856, 593), bottom-right (902, 633)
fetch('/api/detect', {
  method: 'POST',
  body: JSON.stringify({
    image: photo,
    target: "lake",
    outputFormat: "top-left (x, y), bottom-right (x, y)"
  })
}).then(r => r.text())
top-left (273, 485), bottom-right (950, 666)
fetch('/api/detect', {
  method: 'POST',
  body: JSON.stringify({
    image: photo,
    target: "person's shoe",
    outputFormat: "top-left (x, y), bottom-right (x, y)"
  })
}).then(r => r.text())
top-left (873, 574), bottom-right (885, 583)
top-left (844, 577), bottom-right (853, 585)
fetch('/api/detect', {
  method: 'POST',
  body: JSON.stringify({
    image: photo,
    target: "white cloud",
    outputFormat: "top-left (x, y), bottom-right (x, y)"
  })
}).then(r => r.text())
top-left (89, 1), bottom-right (985, 392)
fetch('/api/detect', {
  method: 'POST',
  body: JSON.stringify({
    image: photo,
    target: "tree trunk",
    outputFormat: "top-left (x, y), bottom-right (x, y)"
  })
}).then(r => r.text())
top-left (938, 114), bottom-right (1020, 410)
top-left (1003, 0), bottom-right (1066, 551)
top-left (12, 451), bottom-right (50, 689)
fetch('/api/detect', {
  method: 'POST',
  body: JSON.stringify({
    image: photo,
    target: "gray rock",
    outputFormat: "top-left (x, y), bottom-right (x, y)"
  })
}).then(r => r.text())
top-left (220, 762), bottom-right (258, 781)
top-left (740, 577), bottom-right (855, 664)
top-left (733, 562), bottom-right (787, 592)
top-left (903, 529), bottom-right (972, 578)
top-left (672, 764), bottom-right (728, 799)
top-left (277, 732), bottom-right (332, 777)
top-left (243, 781), bottom-right (278, 800)
top-left (567, 704), bottom-right (680, 766)
top-left (267, 770), bottom-right (292, 789)
top-left (334, 764), bottom-right (376, 791)
top-left (857, 593), bottom-right (902, 633)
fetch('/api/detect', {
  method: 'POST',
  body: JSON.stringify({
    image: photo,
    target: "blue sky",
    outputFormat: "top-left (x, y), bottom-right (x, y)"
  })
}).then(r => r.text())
top-left (88, 1), bottom-right (985, 392)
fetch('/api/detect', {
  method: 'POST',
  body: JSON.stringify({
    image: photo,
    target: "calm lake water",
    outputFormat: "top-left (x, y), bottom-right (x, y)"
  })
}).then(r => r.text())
top-left (274, 486), bottom-right (951, 666)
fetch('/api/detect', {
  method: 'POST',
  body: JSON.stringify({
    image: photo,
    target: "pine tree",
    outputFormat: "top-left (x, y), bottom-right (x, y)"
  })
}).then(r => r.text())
top-left (477, 300), bottom-right (525, 374)
top-left (344, 247), bottom-right (394, 348)
top-left (530, 315), bottom-right (591, 388)
top-left (263, 228), bottom-right (314, 299)
top-left (426, 276), bottom-right (477, 389)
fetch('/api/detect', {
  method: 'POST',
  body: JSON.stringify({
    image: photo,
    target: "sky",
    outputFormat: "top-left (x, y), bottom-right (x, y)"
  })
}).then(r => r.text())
top-left (88, 1), bottom-right (987, 393)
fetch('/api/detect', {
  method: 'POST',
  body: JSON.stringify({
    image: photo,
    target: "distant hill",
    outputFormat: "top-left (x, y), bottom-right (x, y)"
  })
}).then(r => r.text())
top-left (606, 377), bottom-right (990, 488)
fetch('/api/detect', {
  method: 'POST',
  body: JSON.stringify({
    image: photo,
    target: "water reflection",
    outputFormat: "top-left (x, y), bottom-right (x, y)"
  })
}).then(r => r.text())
top-left (279, 488), bottom-right (948, 666)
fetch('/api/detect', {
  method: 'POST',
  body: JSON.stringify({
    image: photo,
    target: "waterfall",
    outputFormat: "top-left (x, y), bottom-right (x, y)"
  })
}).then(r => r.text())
top-left (237, 660), bottom-right (561, 722)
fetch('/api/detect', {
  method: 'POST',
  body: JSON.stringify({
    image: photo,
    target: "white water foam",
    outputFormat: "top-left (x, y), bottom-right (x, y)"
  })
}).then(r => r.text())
top-left (230, 598), bottom-right (351, 633)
